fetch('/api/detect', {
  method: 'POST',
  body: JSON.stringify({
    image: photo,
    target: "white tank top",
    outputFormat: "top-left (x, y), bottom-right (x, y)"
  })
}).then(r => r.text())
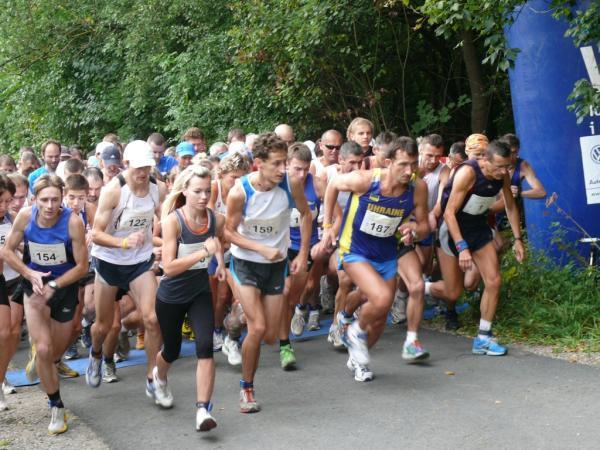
top-left (326, 165), bottom-right (351, 211)
top-left (215, 180), bottom-right (227, 215)
top-left (0, 216), bottom-right (20, 281)
top-left (423, 163), bottom-right (444, 211)
top-left (91, 174), bottom-right (159, 265)
top-left (230, 173), bottom-right (293, 264)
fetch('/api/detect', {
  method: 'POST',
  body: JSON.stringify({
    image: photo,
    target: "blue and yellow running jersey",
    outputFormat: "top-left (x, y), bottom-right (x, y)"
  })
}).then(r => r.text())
top-left (338, 169), bottom-right (415, 262)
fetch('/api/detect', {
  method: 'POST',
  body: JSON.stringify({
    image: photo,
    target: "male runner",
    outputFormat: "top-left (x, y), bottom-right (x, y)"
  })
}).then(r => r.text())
top-left (225, 132), bottom-right (311, 413)
top-left (1, 175), bottom-right (88, 433)
top-left (427, 139), bottom-right (525, 355)
top-left (86, 140), bottom-right (164, 393)
top-left (320, 137), bottom-right (429, 381)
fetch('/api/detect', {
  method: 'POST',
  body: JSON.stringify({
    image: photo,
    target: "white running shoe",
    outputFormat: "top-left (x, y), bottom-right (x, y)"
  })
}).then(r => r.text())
top-left (213, 330), bottom-right (224, 352)
top-left (0, 390), bottom-right (7, 411)
top-left (85, 352), bottom-right (102, 388)
top-left (346, 356), bottom-right (373, 382)
top-left (327, 323), bottom-right (344, 348)
top-left (3, 380), bottom-right (16, 395)
top-left (307, 310), bottom-right (320, 331)
top-left (345, 322), bottom-right (370, 366)
top-left (290, 305), bottom-right (307, 336)
top-left (391, 291), bottom-right (407, 324)
top-left (48, 406), bottom-right (68, 435)
top-left (196, 407), bottom-right (217, 432)
top-left (222, 336), bottom-right (242, 366)
top-left (102, 361), bottom-right (119, 383)
top-left (152, 366), bottom-right (174, 408)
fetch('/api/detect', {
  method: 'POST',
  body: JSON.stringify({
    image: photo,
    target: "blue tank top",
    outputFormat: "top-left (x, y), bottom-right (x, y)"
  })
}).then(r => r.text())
top-left (157, 208), bottom-right (215, 304)
top-left (24, 205), bottom-right (75, 278)
top-left (441, 159), bottom-right (503, 229)
top-left (339, 169), bottom-right (415, 262)
top-left (289, 173), bottom-right (320, 251)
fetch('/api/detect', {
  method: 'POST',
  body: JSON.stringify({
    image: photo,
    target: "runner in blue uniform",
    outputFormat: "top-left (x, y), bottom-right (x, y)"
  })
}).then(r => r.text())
top-left (1, 174), bottom-right (88, 434)
top-left (320, 137), bottom-right (429, 381)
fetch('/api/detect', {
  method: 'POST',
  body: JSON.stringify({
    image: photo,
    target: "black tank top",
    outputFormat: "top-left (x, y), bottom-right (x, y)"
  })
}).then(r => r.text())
top-left (157, 208), bottom-right (215, 303)
top-left (441, 159), bottom-right (503, 229)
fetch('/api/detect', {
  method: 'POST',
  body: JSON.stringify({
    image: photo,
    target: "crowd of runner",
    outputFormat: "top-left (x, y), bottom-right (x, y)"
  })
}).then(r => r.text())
top-left (0, 120), bottom-right (546, 433)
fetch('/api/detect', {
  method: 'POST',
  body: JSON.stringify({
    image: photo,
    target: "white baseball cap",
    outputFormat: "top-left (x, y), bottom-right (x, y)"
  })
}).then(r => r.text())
top-left (123, 140), bottom-right (155, 168)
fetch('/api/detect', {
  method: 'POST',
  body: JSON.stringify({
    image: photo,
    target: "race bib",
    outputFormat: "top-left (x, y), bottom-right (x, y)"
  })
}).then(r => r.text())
top-left (359, 210), bottom-right (402, 238)
top-left (28, 241), bottom-right (68, 266)
top-left (462, 194), bottom-right (495, 215)
top-left (245, 215), bottom-right (283, 238)
top-left (118, 208), bottom-right (154, 232)
top-left (177, 242), bottom-right (209, 270)
top-left (0, 223), bottom-right (10, 246)
top-left (289, 206), bottom-right (318, 228)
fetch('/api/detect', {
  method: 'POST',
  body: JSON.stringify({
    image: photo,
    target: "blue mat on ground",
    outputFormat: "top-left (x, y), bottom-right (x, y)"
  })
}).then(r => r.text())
top-left (7, 302), bottom-right (469, 388)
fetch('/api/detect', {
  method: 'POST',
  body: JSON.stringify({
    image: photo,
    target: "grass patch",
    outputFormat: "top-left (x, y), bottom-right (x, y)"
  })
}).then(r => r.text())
top-left (458, 251), bottom-right (600, 352)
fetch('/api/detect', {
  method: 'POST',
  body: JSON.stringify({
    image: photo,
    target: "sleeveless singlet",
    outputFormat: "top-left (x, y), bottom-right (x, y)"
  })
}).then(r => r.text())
top-left (91, 174), bottom-right (159, 265)
top-left (0, 214), bottom-right (20, 281)
top-left (441, 159), bottom-right (503, 229)
top-left (214, 180), bottom-right (227, 215)
top-left (339, 168), bottom-right (415, 263)
top-left (289, 173), bottom-right (320, 250)
top-left (157, 208), bottom-right (215, 304)
top-left (423, 162), bottom-right (444, 211)
top-left (230, 172), bottom-right (294, 264)
top-left (23, 205), bottom-right (75, 278)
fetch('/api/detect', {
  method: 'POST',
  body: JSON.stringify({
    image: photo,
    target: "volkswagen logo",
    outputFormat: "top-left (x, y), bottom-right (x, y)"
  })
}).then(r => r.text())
top-left (591, 145), bottom-right (600, 164)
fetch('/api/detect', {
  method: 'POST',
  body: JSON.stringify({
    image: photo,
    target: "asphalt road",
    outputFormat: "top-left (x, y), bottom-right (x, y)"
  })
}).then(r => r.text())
top-left (48, 325), bottom-right (600, 450)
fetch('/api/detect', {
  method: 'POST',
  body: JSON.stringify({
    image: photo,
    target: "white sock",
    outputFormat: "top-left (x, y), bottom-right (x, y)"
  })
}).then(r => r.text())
top-left (424, 281), bottom-right (431, 296)
top-left (405, 331), bottom-right (417, 346)
top-left (81, 317), bottom-right (90, 327)
top-left (478, 319), bottom-right (492, 339)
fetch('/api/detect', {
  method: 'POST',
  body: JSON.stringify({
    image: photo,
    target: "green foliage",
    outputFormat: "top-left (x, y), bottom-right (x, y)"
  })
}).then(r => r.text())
top-left (0, 0), bottom-right (490, 154)
top-left (460, 251), bottom-right (600, 352)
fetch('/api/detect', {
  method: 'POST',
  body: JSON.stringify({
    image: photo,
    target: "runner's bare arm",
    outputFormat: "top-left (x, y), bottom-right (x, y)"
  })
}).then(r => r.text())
top-left (409, 178), bottom-right (431, 241)
top-left (500, 174), bottom-right (526, 262)
top-left (520, 160), bottom-right (546, 199)
top-left (91, 180), bottom-right (123, 248)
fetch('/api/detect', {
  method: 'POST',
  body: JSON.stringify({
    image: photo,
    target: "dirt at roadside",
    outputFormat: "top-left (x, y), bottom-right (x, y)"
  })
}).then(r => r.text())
top-left (0, 386), bottom-right (108, 450)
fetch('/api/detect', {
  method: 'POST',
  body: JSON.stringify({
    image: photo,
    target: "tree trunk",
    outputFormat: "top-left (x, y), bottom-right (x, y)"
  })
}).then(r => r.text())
top-left (461, 30), bottom-right (488, 133)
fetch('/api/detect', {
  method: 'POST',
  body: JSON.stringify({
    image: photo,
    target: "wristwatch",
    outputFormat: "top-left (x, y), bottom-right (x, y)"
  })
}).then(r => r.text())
top-left (47, 280), bottom-right (59, 290)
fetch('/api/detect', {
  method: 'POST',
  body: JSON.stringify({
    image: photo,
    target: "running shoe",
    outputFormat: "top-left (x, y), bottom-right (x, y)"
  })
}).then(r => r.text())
top-left (85, 352), bottom-right (102, 388)
top-left (64, 343), bottom-right (80, 361)
top-left (213, 330), bottom-right (224, 352)
top-left (307, 310), bottom-right (320, 331)
top-left (346, 356), bottom-right (374, 382)
top-left (472, 335), bottom-right (507, 356)
top-left (56, 360), bottom-right (79, 379)
top-left (222, 336), bottom-right (242, 366)
top-left (25, 344), bottom-right (37, 383)
top-left (391, 292), bottom-right (407, 324)
top-left (279, 344), bottom-right (296, 370)
top-left (0, 391), bottom-right (7, 411)
top-left (135, 330), bottom-right (145, 350)
top-left (290, 305), bottom-right (307, 336)
top-left (239, 388), bottom-right (260, 413)
top-left (152, 366), bottom-right (174, 408)
top-left (182, 317), bottom-right (192, 338)
top-left (402, 340), bottom-right (430, 362)
top-left (327, 323), bottom-right (344, 349)
top-left (48, 406), bottom-right (68, 435)
top-left (102, 361), bottom-right (119, 383)
top-left (3, 380), bottom-right (16, 395)
top-left (445, 308), bottom-right (461, 331)
top-left (196, 407), bottom-right (217, 432)
top-left (81, 324), bottom-right (92, 349)
top-left (345, 322), bottom-right (370, 366)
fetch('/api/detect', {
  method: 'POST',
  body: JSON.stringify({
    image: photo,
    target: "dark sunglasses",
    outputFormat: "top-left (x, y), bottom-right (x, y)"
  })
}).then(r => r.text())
top-left (324, 144), bottom-right (341, 151)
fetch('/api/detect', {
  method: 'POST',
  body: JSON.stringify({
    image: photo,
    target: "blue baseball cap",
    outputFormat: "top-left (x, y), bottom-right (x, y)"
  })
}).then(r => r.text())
top-left (176, 142), bottom-right (195, 157)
